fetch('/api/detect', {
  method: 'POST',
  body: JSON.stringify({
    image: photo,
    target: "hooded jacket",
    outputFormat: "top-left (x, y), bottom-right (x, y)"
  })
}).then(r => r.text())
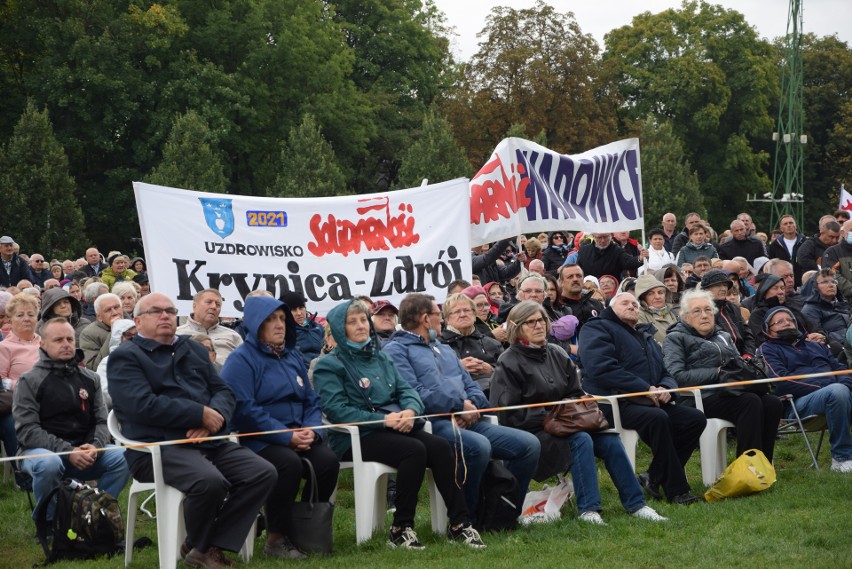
top-left (472, 238), bottom-right (522, 284)
top-left (37, 287), bottom-right (91, 340)
top-left (383, 328), bottom-right (488, 416)
top-left (220, 296), bottom-right (322, 453)
top-left (758, 336), bottom-right (852, 399)
top-left (800, 275), bottom-right (852, 347)
top-left (14, 348), bottom-right (109, 454)
top-left (579, 307), bottom-right (677, 399)
top-left (748, 274), bottom-right (817, 347)
top-left (312, 300), bottom-right (424, 458)
top-left (663, 322), bottom-right (740, 398)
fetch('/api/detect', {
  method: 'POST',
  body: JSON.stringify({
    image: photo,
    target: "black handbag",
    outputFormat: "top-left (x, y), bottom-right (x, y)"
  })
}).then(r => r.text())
top-left (718, 357), bottom-right (770, 396)
top-left (289, 458), bottom-right (334, 555)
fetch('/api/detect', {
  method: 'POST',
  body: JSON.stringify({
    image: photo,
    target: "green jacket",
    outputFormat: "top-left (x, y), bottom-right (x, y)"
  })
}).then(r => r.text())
top-left (312, 299), bottom-right (424, 458)
top-left (100, 267), bottom-right (137, 291)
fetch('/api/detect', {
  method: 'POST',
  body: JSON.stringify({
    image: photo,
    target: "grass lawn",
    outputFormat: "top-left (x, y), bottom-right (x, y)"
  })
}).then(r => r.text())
top-left (0, 431), bottom-right (849, 569)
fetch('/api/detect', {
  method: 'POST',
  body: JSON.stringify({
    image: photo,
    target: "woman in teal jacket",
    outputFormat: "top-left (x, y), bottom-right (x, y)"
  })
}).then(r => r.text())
top-left (313, 299), bottom-right (485, 550)
top-left (221, 296), bottom-right (339, 559)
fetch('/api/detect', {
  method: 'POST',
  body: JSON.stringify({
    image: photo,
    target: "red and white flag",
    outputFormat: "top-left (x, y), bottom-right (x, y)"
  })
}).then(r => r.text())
top-left (840, 184), bottom-right (852, 212)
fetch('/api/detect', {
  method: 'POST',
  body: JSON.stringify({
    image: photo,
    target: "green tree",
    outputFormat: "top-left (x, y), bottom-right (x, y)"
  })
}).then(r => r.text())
top-left (793, 34), bottom-right (852, 228)
top-left (0, 101), bottom-right (86, 256)
top-left (504, 123), bottom-right (548, 147)
top-left (443, 1), bottom-right (616, 168)
top-left (638, 117), bottom-right (704, 231)
top-left (269, 114), bottom-right (347, 198)
top-left (603, 0), bottom-right (777, 226)
top-left (148, 109), bottom-right (228, 193)
top-left (397, 111), bottom-right (472, 187)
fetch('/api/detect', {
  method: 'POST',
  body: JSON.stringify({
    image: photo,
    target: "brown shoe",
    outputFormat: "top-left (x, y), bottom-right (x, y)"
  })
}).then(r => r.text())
top-left (206, 547), bottom-right (235, 567)
top-left (264, 537), bottom-right (307, 560)
top-left (184, 547), bottom-right (233, 569)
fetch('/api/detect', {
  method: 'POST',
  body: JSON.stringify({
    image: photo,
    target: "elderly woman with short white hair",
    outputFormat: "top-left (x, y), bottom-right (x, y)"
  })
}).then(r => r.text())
top-left (662, 289), bottom-right (782, 461)
top-left (112, 281), bottom-right (141, 318)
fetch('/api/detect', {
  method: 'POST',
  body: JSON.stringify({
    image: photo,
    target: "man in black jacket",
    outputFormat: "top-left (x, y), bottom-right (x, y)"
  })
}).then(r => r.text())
top-left (768, 215), bottom-right (807, 287)
top-left (0, 235), bottom-right (34, 287)
top-left (15, 319), bottom-right (130, 519)
top-left (109, 293), bottom-right (276, 569)
top-left (577, 233), bottom-right (645, 279)
top-left (718, 220), bottom-right (766, 265)
top-left (796, 219), bottom-right (840, 274)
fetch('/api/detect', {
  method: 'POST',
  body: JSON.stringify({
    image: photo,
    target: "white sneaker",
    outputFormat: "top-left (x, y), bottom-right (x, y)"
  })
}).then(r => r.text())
top-left (578, 511), bottom-right (607, 525)
top-left (830, 458), bottom-right (852, 473)
top-left (631, 505), bottom-right (668, 522)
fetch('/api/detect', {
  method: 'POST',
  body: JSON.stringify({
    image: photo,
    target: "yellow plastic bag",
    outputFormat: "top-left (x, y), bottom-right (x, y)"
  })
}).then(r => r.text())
top-left (704, 449), bottom-right (776, 503)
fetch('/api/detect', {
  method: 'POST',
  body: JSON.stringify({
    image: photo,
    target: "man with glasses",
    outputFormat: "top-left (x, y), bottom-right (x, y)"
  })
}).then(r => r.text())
top-left (384, 293), bottom-right (540, 525)
top-left (577, 233), bottom-right (646, 280)
top-left (79, 293), bottom-right (124, 370)
top-left (758, 307), bottom-right (852, 473)
top-left (0, 235), bottom-right (34, 288)
top-left (109, 293), bottom-right (276, 568)
top-left (580, 293), bottom-right (705, 505)
top-left (28, 253), bottom-right (51, 288)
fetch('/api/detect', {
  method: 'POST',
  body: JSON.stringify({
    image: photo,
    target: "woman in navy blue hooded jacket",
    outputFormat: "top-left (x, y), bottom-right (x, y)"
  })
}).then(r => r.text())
top-left (221, 296), bottom-right (339, 559)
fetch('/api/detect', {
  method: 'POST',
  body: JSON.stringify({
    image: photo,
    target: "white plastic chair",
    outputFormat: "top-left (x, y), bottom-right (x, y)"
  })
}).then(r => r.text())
top-left (332, 422), bottom-right (448, 544)
top-left (107, 411), bottom-right (255, 568)
top-left (687, 390), bottom-right (736, 486)
top-left (596, 396), bottom-right (640, 471)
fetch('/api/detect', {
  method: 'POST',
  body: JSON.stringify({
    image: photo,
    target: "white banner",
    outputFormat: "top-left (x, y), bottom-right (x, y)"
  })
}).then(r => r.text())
top-left (468, 138), bottom-right (644, 246)
top-left (134, 180), bottom-right (472, 317)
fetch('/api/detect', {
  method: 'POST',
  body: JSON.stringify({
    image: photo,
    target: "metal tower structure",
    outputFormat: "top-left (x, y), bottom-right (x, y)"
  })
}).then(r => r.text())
top-left (770, 0), bottom-right (806, 231)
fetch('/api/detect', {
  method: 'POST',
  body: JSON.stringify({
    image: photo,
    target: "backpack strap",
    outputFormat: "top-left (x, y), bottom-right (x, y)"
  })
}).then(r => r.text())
top-left (33, 482), bottom-right (64, 560)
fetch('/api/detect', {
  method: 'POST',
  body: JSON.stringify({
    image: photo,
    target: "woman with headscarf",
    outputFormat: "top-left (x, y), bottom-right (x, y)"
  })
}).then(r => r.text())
top-left (37, 287), bottom-right (91, 341)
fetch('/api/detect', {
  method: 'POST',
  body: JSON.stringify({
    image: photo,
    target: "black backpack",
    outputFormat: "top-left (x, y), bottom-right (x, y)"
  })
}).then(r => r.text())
top-left (474, 460), bottom-right (520, 532)
top-left (34, 478), bottom-right (124, 564)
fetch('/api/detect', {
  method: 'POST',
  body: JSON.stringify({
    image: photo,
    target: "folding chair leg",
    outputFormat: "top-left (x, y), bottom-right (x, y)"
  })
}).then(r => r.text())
top-left (788, 401), bottom-right (820, 469)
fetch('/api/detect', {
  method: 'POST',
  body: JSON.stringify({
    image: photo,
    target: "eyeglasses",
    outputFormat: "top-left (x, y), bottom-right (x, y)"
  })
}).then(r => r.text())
top-left (138, 307), bottom-right (178, 317)
top-left (32, 260), bottom-right (44, 263)
top-left (474, 302), bottom-right (490, 309)
top-left (449, 308), bottom-right (474, 317)
top-left (770, 317), bottom-right (796, 327)
top-left (688, 307), bottom-right (714, 317)
top-left (521, 317), bottom-right (547, 328)
top-left (817, 279), bottom-right (837, 285)
top-left (552, 235), bottom-right (564, 241)
top-left (520, 288), bottom-right (545, 295)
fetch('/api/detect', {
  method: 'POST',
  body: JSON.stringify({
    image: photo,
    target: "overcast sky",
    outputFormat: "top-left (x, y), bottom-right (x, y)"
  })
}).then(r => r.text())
top-left (431, 0), bottom-right (850, 61)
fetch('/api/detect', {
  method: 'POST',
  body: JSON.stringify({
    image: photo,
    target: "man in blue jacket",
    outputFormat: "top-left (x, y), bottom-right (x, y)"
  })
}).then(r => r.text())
top-left (757, 307), bottom-right (852, 473)
top-left (383, 293), bottom-right (540, 521)
top-left (109, 293), bottom-right (276, 569)
top-left (579, 293), bottom-right (705, 505)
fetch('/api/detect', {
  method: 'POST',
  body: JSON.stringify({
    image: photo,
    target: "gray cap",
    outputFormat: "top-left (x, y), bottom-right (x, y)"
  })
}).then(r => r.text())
top-left (0, 236), bottom-right (14, 244)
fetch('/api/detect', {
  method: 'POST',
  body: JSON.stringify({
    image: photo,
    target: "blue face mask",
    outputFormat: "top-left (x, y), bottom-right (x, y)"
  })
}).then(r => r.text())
top-left (346, 338), bottom-right (371, 349)
top-left (845, 233), bottom-right (852, 245)
top-left (428, 328), bottom-right (438, 342)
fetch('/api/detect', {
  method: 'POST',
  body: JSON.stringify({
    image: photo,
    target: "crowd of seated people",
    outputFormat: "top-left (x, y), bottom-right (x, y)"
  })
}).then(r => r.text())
top-left (2, 208), bottom-right (852, 565)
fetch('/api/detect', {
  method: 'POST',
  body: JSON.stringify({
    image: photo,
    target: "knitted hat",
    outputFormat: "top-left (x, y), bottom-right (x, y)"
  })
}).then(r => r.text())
top-left (634, 274), bottom-right (666, 299)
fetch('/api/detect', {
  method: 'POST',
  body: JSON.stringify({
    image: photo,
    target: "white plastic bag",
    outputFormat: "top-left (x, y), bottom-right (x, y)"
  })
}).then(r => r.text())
top-left (520, 477), bottom-right (573, 525)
